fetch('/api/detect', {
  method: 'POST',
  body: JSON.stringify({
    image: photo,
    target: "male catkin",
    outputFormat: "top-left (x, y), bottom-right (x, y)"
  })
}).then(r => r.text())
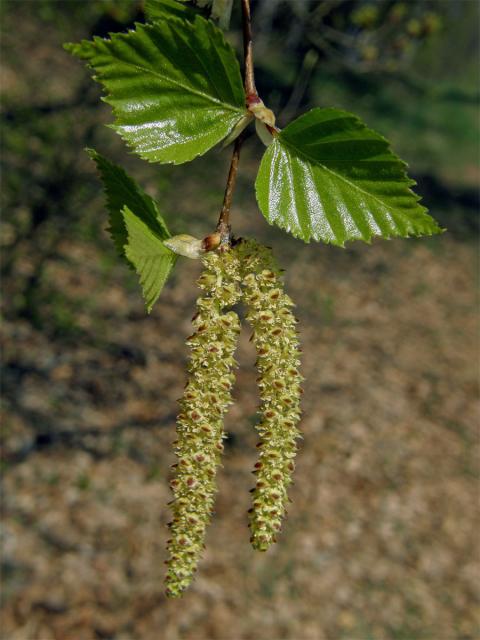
top-left (238, 240), bottom-right (303, 551)
top-left (165, 249), bottom-right (242, 597)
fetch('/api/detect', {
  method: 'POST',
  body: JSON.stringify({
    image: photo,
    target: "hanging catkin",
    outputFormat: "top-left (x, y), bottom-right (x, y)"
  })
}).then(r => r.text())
top-left (238, 239), bottom-right (303, 551)
top-left (165, 249), bottom-right (242, 597)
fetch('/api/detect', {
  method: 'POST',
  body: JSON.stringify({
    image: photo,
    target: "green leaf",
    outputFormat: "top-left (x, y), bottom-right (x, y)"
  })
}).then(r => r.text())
top-left (65, 18), bottom-right (246, 164)
top-left (145, 0), bottom-right (196, 23)
top-left (122, 205), bottom-right (177, 312)
top-left (255, 108), bottom-right (442, 245)
top-left (87, 148), bottom-right (170, 258)
top-left (147, 0), bottom-right (233, 31)
top-left (88, 149), bottom-right (176, 309)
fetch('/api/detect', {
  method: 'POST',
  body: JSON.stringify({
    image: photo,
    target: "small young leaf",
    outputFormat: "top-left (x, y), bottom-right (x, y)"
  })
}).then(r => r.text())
top-left (122, 205), bottom-right (177, 312)
top-left (255, 108), bottom-right (443, 245)
top-left (255, 119), bottom-right (274, 147)
top-left (65, 17), bottom-right (246, 164)
top-left (211, 0), bottom-right (234, 30)
top-left (87, 149), bottom-right (170, 258)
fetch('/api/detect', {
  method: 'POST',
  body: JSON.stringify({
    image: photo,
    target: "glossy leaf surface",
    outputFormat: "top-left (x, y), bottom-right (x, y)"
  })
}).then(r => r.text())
top-left (122, 206), bottom-right (177, 312)
top-left (66, 18), bottom-right (246, 164)
top-left (88, 149), bottom-right (170, 258)
top-left (255, 108), bottom-right (442, 245)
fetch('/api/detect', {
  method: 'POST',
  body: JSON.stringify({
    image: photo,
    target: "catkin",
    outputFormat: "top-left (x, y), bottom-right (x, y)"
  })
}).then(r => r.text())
top-left (238, 239), bottom-right (303, 552)
top-left (165, 249), bottom-right (242, 597)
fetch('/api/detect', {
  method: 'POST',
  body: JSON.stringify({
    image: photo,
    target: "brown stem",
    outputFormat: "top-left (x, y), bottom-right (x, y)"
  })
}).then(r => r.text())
top-left (216, 135), bottom-right (243, 246)
top-left (241, 0), bottom-right (257, 99)
top-left (215, 0), bottom-right (257, 243)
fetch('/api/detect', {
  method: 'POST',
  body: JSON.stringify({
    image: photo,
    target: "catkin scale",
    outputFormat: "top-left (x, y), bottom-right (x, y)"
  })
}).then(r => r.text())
top-left (237, 240), bottom-right (303, 552)
top-left (165, 249), bottom-right (241, 598)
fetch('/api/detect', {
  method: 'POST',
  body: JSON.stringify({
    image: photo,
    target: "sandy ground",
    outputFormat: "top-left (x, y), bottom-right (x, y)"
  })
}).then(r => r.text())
top-left (2, 229), bottom-right (478, 639)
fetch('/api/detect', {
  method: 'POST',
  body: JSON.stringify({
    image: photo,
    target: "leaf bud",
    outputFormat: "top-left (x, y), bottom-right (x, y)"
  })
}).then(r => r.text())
top-left (164, 234), bottom-right (205, 259)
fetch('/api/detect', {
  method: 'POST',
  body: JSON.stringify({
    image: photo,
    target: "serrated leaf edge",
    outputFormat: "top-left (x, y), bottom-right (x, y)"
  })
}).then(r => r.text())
top-left (121, 205), bottom-right (177, 312)
top-left (66, 17), bottom-right (247, 165)
top-left (256, 108), bottom-right (443, 246)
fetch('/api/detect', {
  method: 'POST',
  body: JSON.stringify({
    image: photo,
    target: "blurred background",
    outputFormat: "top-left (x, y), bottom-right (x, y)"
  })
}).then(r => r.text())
top-left (1, 1), bottom-right (479, 638)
